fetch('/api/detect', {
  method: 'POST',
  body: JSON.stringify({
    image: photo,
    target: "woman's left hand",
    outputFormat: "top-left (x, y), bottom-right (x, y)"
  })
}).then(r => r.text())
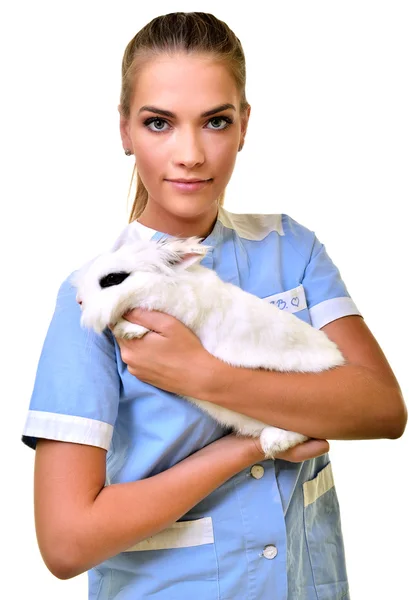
top-left (112, 308), bottom-right (215, 395)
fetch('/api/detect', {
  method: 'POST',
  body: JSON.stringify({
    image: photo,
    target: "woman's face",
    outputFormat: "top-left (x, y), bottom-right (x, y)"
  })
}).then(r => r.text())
top-left (119, 53), bottom-right (250, 232)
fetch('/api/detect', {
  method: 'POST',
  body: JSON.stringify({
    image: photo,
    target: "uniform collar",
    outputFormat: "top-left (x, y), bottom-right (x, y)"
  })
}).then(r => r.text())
top-left (112, 207), bottom-right (227, 252)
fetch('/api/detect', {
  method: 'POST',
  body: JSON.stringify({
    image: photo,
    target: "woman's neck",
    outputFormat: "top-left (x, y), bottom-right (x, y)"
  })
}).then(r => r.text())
top-left (137, 201), bottom-right (219, 239)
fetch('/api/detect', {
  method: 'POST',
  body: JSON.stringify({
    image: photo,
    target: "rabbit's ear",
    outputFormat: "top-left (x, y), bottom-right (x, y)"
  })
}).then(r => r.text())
top-left (160, 237), bottom-right (211, 270)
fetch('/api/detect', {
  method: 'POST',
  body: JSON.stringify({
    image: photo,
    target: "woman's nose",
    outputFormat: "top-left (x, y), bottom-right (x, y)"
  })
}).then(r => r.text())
top-left (173, 128), bottom-right (205, 167)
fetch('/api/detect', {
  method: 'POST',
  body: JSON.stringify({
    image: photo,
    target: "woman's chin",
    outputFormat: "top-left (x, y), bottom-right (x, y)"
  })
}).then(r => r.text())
top-left (164, 195), bottom-right (218, 218)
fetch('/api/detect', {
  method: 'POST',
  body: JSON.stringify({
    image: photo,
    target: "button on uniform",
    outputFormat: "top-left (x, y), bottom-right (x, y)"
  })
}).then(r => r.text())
top-left (250, 465), bottom-right (264, 479)
top-left (263, 545), bottom-right (278, 560)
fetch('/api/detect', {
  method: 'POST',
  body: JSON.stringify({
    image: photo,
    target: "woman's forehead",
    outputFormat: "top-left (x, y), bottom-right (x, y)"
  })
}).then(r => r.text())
top-left (131, 54), bottom-right (239, 111)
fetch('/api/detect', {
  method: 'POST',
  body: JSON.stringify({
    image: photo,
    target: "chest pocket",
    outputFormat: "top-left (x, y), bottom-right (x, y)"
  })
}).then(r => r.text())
top-left (263, 284), bottom-right (307, 312)
top-left (262, 284), bottom-right (308, 315)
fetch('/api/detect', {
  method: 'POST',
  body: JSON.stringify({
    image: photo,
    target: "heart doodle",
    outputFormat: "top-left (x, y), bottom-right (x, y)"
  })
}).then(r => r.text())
top-left (291, 297), bottom-right (300, 307)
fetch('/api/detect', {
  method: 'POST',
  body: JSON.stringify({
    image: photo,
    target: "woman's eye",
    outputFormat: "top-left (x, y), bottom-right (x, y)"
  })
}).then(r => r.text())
top-left (207, 117), bottom-right (231, 130)
top-left (144, 118), bottom-right (169, 132)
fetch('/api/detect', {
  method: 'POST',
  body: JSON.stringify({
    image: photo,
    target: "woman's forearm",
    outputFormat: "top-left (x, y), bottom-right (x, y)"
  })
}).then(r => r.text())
top-left (195, 358), bottom-right (406, 440)
top-left (59, 435), bottom-right (261, 579)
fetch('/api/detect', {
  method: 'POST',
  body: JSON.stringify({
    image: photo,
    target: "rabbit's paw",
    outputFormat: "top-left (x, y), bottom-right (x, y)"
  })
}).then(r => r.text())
top-left (260, 427), bottom-right (308, 459)
top-left (113, 319), bottom-right (150, 340)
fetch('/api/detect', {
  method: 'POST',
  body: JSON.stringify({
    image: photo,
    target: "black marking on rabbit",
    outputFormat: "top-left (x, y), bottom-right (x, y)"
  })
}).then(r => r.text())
top-left (99, 272), bottom-right (131, 289)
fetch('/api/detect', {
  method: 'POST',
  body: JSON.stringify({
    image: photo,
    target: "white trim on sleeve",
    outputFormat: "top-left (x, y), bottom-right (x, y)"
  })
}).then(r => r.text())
top-left (22, 410), bottom-right (113, 450)
top-left (309, 297), bottom-right (362, 329)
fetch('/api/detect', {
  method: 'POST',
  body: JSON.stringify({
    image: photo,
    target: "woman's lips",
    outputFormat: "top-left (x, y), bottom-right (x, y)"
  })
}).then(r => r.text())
top-left (165, 179), bottom-right (212, 192)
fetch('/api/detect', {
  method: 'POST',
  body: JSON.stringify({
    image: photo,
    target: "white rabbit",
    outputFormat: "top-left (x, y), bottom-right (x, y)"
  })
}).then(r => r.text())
top-left (71, 234), bottom-right (345, 459)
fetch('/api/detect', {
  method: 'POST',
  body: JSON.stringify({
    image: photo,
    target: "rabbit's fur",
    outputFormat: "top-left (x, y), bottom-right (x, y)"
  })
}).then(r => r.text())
top-left (71, 233), bottom-right (345, 459)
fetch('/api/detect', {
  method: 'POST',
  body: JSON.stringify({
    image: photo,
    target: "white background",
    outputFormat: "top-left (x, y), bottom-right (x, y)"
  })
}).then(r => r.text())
top-left (2, 1), bottom-right (408, 598)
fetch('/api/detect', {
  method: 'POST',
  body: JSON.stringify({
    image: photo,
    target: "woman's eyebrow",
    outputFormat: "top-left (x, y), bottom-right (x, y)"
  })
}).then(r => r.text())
top-left (138, 104), bottom-right (236, 118)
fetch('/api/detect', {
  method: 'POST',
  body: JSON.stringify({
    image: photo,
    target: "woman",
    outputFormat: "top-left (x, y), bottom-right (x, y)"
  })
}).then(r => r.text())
top-left (22, 12), bottom-right (406, 600)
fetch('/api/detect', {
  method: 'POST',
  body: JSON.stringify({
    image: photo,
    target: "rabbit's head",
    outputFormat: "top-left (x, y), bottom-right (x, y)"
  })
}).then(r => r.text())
top-left (71, 236), bottom-right (210, 333)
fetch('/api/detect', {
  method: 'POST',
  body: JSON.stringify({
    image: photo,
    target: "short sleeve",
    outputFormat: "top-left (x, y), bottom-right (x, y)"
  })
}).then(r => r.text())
top-left (21, 276), bottom-right (120, 451)
top-left (302, 235), bottom-right (361, 329)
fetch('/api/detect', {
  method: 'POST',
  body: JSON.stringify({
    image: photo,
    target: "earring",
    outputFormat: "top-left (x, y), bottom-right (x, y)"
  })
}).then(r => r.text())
top-left (124, 149), bottom-right (133, 156)
top-left (238, 141), bottom-right (244, 152)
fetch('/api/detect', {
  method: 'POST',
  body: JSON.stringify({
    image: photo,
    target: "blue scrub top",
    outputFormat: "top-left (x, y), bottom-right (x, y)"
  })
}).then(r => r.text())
top-left (22, 208), bottom-right (360, 599)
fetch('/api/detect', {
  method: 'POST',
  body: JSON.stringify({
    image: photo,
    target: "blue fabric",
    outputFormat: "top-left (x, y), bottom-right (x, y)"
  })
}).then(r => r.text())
top-left (22, 209), bottom-right (357, 599)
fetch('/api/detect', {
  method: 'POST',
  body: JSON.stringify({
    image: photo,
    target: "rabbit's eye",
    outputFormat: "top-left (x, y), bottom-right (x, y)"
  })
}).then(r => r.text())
top-left (99, 271), bottom-right (130, 288)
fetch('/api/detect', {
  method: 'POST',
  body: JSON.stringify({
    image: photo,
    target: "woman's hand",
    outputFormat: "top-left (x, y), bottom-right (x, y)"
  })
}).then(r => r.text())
top-left (113, 308), bottom-right (213, 395)
top-left (210, 434), bottom-right (330, 464)
top-left (250, 436), bottom-right (330, 463)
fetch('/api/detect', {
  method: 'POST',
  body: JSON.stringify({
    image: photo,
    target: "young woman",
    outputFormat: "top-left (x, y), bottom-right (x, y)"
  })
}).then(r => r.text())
top-left (22, 12), bottom-right (406, 600)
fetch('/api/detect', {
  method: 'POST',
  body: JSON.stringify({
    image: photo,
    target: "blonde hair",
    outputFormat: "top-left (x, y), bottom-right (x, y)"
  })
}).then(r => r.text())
top-left (119, 12), bottom-right (250, 223)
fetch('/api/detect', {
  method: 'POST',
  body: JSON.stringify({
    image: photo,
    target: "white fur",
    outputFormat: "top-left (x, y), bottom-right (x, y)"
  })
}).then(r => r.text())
top-left (71, 235), bottom-right (345, 459)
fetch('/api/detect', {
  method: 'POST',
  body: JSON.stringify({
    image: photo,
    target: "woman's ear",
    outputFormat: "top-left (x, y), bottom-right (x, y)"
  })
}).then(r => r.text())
top-left (239, 104), bottom-right (251, 151)
top-left (118, 105), bottom-right (133, 153)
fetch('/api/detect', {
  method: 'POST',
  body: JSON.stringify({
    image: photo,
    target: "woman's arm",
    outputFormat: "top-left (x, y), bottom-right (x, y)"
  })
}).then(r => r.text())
top-left (34, 435), bottom-right (259, 580)
top-left (35, 435), bottom-right (330, 580)
top-left (196, 315), bottom-right (407, 440)
top-left (35, 437), bottom-right (258, 580)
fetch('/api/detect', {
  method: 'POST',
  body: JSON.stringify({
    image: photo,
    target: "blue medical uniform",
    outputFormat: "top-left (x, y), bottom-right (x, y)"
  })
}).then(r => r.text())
top-left (22, 207), bottom-right (361, 599)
